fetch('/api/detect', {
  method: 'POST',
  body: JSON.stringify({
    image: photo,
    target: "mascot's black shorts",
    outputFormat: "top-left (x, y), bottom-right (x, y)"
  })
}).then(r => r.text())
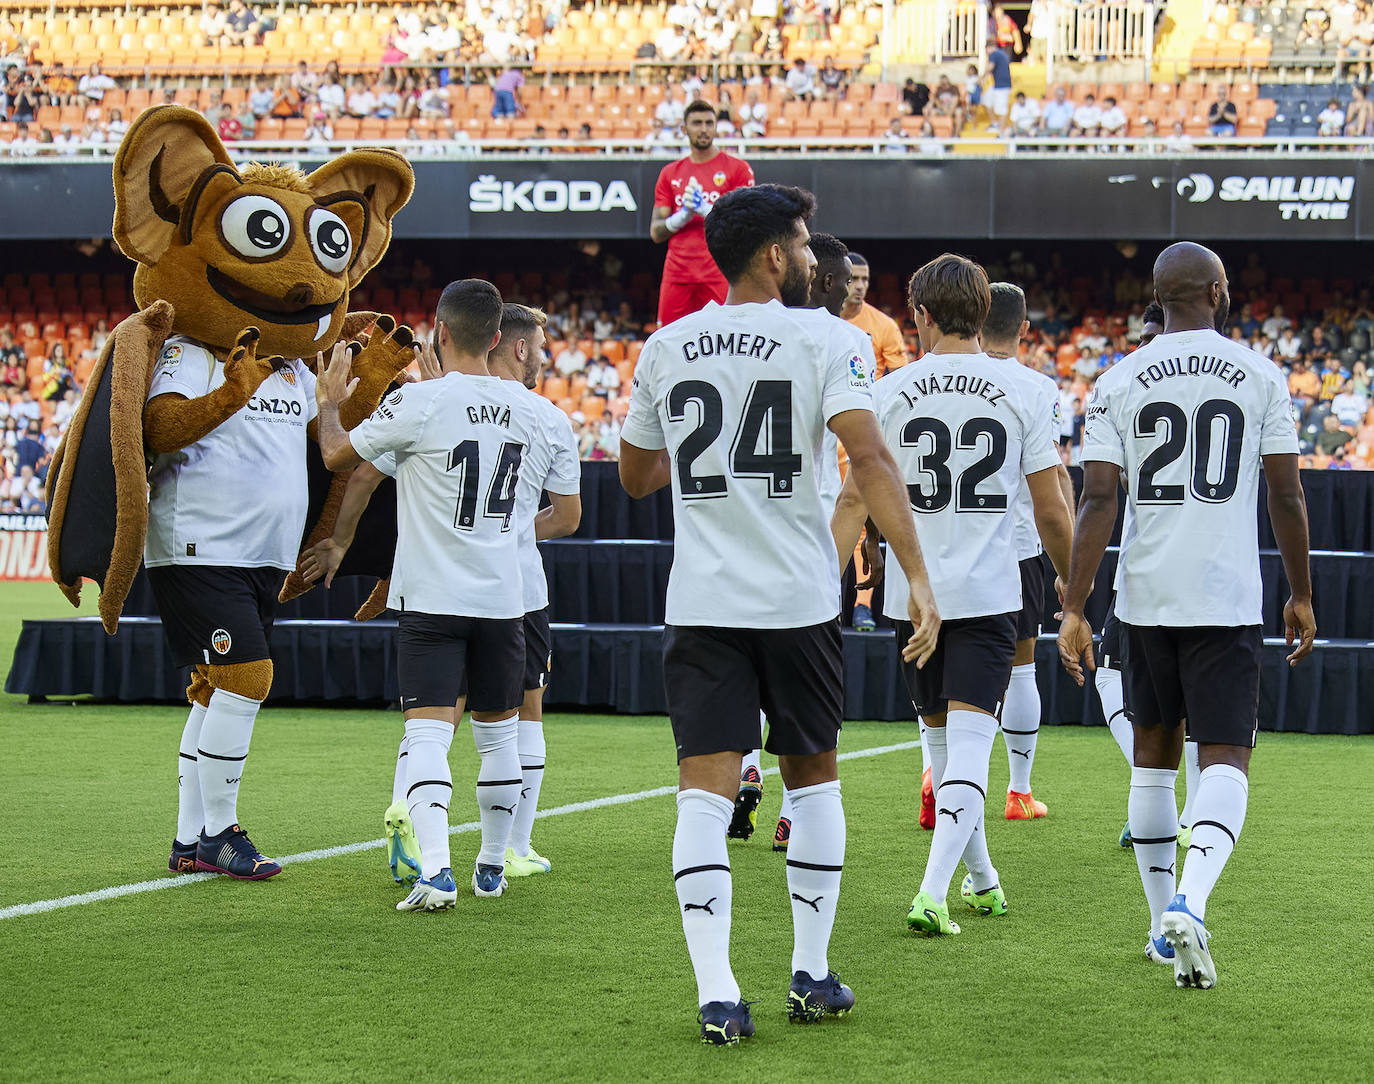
top-left (146, 565), bottom-right (280, 668)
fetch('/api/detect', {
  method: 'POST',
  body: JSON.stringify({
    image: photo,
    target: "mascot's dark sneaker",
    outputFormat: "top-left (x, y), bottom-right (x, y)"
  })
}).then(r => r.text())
top-left (196, 824), bottom-right (282, 880)
top-left (168, 839), bottom-right (199, 875)
top-left (698, 1001), bottom-right (756, 1046)
top-left (786, 971), bottom-right (855, 1022)
top-left (728, 767), bottom-right (764, 840)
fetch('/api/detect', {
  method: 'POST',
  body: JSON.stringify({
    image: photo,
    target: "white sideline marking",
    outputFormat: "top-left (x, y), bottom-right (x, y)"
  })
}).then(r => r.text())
top-left (0, 739), bottom-right (917, 921)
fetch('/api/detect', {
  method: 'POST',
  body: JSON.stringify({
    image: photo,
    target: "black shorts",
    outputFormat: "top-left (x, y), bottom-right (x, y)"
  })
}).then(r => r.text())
top-left (1016, 555), bottom-right (1046, 641)
top-left (662, 621), bottom-right (843, 760)
top-left (146, 564), bottom-right (281, 669)
top-left (397, 611), bottom-right (524, 714)
top-left (1122, 623), bottom-right (1262, 748)
top-left (1100, 595), bottom-right (1125, 672)
top-left (896, 612), bottom-right (1017, 717)
top-left (523, 608), bottom-right (552, 692)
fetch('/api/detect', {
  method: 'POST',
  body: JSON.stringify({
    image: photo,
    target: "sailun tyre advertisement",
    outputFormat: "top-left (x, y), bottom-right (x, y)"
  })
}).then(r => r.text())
top-left (3, 156), bottom-right (1374, 240)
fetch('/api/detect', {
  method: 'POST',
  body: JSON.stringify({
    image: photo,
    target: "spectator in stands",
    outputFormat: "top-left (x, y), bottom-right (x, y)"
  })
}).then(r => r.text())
top-left (304, 112), bottom-right (333, 147)
top-left (554, 339), bottom-right (588, 377)
top-left (1346, 84), bottom-right (1374, 137)
top-left (224, 0), bottom-right (262, 46)
top-left (1207, 85), bottom-right (1237, 137)
top-left (592, 309), bottom-right (616, 340)
top-left (248, 78), bottom-right (273, 118)
top-left (211, 105), bottom-right (240, 142)
top-left (1040, 85), bottom-right (1073, 137)
top-left (586, 356), bottom-right (621, 398)
top-left (50, 123), bottom-right (77, 154)
top-left (1320, 354), bottom-right (1351, 400)
top-left (348, 82), bottom-right (378, 118)
top-left (1296, 3), bottom-right (1334, 45)
top-left (0, 332), bottom-right (22, 388)
top-left (1009, 91), bottom-right (1040, 137)
top-left (9, 119), bottom-right (37, 157)
top-left (53, 389), bottom-right (77, 430)
top-left (926, 75), bottom-right (966, 136)
top-left (290, 60), bottom-right (319, 100)
top-left (916, 119), bottom-right (945, 155)
top-left (1262, 303), bottom-right (1292, 340)
top-left (1316, 413), bottom-right (1354, 456)
top-left (818, 56), bottom-right (847, 100)
top-left (270, 77), bottom-right (302, 120)
top-left (1069, 93), bottom-right (1102, 137)
top-left (79, 119), bottom-right (104, 150)
top-left (1025, 0), bottom-right (1050, 63)
top-left (376, 79), bottom-right (402, 119)
top-left (6, 464), bottom-right (39, 510)
top-left (613, 302), bottom-right (640, 339)
top-left (903, 78), bottom-right (930, 117)
top-left (1333, 378), bottom-right (1369, 427)
top-left (44, 63), bottom-right (76, 108)
top-left (655, 83), bottom-right (687, 130)
top-left (90, 318), bottom-right (110, 352)
top-left (236, 100), bottom-right (258, 140)
top-left (77, 62), bottom-right (115, 106)
top-left (991, 3), bottom-right (1023, 55)
top-left (15, 421), bottom-right (44, 473)
top-left (1161, 118), bottom-right (1192, 152)
top-left (983, 40), bottom-right (1013, 132)
top-left (41, 343), bottom-right (71, 400)
top-left (738, 87), bottom-right (767, 137)
top-left (1276, 325), bottom-right (1303, 360)
top-left (1099, 96), bottom-right (1127, 140)
top-left (784, 57), bottom-right (816, 101)
top-left (317, 75), bottom-right (345, 119)
top-left (491, 66), bottom-right (524, 118)
top-left (418, 78), bottom-right (449, 118)
top-left (200, 2), bottom-right (228, 47)
top-left (756, 18), bottom-right (784, 69)
top-left (881, 117), bottom-right (910, 154)
top-left (1319, 98), bottom-right (1346, 138)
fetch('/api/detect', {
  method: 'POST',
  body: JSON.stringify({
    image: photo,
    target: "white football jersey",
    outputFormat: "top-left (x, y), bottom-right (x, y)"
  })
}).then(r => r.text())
top-left (621, 299), bottom-right (874, 628)
top-left (875, 352), bottom-right (1061, 623)
top-left (817, 321), bottom-right (878, 510)
top-left (145, 336), bottom-right (317, 570)
top-left (1004, 360), bottom-right (1063, 560)
top-left (350, 372), bottom-right (540, 619)
top-left (516, 388), bottom-right (582, 613)
top-left (1082, 328), bottom-right (1298, 627)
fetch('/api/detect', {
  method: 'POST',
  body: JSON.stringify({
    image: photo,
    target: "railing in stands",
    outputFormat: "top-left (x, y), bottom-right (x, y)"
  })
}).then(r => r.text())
top-left (889, 0), bottom-right (987, 63)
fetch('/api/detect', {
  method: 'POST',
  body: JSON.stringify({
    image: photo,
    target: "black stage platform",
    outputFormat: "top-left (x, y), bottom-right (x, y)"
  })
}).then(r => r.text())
top-left (7, 617), bottom-right (1371, 735)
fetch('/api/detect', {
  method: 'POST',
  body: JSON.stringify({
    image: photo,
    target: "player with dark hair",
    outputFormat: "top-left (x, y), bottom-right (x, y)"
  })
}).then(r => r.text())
top-left (841, 251), bottom-right (908, 378)
top-left (836, 255), bottom-right (1073, 937)
top-left (621, 184), bottom-right (940, 1042)
top-left (316, 278), bottom-right (543, 908)
top-left (981, 283), bottom-right (1074, 821)
top-left (1059, 242), bottom-right (1315, 988)
top-left (650, 99), bottom-right (754, 328)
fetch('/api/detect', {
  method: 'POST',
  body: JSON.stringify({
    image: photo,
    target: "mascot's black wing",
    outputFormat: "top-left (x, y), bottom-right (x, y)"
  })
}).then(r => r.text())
top-left (45, 300), bottom-right (174, 634)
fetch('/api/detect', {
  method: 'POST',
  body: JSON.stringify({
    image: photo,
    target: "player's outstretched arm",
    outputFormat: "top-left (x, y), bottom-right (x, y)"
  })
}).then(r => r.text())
top-left (1263, 452), bottom-right (1316, 665)
top-left (316, 340), bottom-right (363, 472)
top-left (619, 439), bottom-right (672, 498)
top-left (830, 474), bottom-right (867, 573)
top-left (1057, 460), bottom-right (1118, 686)
top-left (298, 461), bottom-right (385, 588)
top-left (829, 408), bottom-right (940, 667)
top-left (535, 491), bottom-right (582, 540)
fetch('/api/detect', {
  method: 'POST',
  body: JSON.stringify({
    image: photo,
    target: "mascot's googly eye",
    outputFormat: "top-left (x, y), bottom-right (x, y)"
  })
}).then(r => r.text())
top-left (308, 208), bottom-right (353, 274)
top-left (220, 195), bottom-right (292, 258)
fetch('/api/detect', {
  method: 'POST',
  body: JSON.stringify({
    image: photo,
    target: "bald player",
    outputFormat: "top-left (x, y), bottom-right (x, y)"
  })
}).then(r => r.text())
top-left (1059, 242), bottom-right (1315, 989)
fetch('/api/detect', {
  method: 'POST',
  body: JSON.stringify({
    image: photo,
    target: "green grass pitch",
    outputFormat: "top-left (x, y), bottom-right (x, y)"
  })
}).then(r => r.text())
top-left (1, 582), bottom-right (1370, 1081)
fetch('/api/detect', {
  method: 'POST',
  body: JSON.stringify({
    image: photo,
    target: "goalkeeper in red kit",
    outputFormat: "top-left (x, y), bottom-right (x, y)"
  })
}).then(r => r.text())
top-left (650, 100), bottom-right (755, 327)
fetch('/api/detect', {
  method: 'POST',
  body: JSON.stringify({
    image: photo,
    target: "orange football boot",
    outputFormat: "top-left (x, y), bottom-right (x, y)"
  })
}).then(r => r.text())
top-left (920, 767), bottom-right (936, 830)
top-left (1005, 789), bottom-right (1048, 820)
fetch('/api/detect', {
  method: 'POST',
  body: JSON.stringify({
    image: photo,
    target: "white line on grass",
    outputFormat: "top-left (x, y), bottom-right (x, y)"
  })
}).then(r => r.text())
top-left (0, 739), bottom-right (918, 921)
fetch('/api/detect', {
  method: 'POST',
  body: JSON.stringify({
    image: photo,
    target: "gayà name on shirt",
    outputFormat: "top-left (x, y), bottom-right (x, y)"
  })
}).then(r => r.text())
top-left (895, 373), bottom-right (1008, 409)
top-left (468, 402), bottom-right (513, 427)
top-left (1134, 353), bottom-right (1249, 390)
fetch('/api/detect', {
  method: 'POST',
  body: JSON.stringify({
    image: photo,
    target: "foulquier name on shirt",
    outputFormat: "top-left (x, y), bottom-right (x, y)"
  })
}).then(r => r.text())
top-left (1134, 353), bottom-right (1248, 391)
top-left (893, 372), bottom-right (1008, 409)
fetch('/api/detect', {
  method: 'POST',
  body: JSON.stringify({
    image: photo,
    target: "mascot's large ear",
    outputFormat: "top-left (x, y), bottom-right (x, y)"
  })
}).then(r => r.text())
top-left (307, 150), bottom-right (415, 288)
top-left (113, 105), bottom-right (237, 266)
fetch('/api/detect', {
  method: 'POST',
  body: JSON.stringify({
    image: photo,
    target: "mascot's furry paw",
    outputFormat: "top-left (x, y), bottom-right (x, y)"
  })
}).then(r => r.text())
top-left (338, 315), bottom-right (417, 431)
top-left (223, 327), bottom-right (284, 397)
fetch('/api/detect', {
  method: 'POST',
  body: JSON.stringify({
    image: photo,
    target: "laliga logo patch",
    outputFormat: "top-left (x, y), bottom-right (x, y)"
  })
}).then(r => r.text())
top-left (210, 628), bottom-right (233, 655)
top-left (848, 354), bottom-right (868, 387)
top-left (158, 343), bottom-right (183, 372)
top-left (712, 171), bottom-right (726, 187)
top-left (1176, 173), bottom-right (1215, 203)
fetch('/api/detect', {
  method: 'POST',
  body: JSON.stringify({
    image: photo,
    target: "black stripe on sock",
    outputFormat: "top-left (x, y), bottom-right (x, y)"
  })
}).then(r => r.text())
top-left (1000, 728), bottom-right (1039, 735)
top-left (785, 859), bottom-right (844, 872)
top-left (937, 778), bottom-right (987, 799)
top-left (1108, 710), bottom-right (1126, 724)
top-left (477, 778), bottom-right (523, 787)
top-left (520, 763), bottom-right (545, 771)
top-left (1191, 819), bottom-right (1237, 847)
top-left (397, 751), bottom-right (407, 758)
top-left (673, 863), bottom-right (731, 881)
top-left (405, 779), bottom-right (453, 798)
top-left (196, 749), bottom-right (247, 762)
top-left (1131, 835), bottom-right (1177, 844)
top-left (178, 752), bottom-right (197, 762)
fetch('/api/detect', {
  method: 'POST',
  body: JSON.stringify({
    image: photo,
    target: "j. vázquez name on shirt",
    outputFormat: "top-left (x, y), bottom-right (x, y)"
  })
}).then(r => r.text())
top-left (896, 373), bottom-right (1007, 408)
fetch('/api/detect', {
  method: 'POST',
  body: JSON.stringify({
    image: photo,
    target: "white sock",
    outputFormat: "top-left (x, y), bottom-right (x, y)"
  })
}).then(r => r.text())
top-left (471, 714), bottom-right (522, 868)
top-left (1178, 763), bottom-right (1249, 921)
top-left (673, 789), bottom-right (740, 1007)
top-left (924, 721), bottom-right (948, 788)
top-left (1179, 740), bottom-right (1201, 828)
top-left (1002, 663), bottom-right (1040, 793)
top-left (785, 780), bottom-right (845, 980)
top-left (197, 689), bottom-right (260, 836)
top-left (920, 710), bottom-right (997, 901)
top-left (778, 785), bottom-right (794, 825)
top-left (391, 734), bottom-right (410, 806)
top-left (1129, 766), bottom-right (1179, 938)
top-left (919, 721), bottom-right (930, 777)
top-left (176, 702), bottom-right (208, 846)
top-left (741, 710), bottom-right (766, 779)
top-left (1097, 667), bottom-right (1133, 766)
top-left (509, 719), bottom-right (545, 857)
top-left (405, 718), bottom-right (454, 879)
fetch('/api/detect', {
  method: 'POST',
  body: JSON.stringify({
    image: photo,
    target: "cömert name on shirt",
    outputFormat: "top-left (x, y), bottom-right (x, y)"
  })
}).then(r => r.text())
top-left (1134, 353), bottom-right (1247, 391)
top-left (896, 372), bottom-right (1007, 410)
top-left (681, 332), bottom-right (782, 364)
